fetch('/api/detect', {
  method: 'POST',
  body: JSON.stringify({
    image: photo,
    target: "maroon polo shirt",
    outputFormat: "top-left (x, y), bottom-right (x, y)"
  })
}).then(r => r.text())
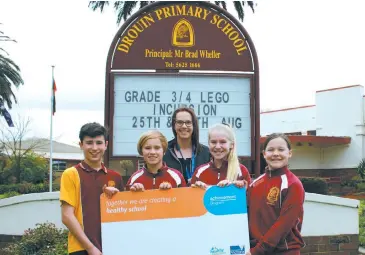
top-left (60, 161), bottom-right (124, 253)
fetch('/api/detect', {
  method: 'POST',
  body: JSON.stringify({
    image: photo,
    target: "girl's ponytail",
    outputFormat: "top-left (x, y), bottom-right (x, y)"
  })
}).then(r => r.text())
top-left (226, 139), bottom-right (240, 182)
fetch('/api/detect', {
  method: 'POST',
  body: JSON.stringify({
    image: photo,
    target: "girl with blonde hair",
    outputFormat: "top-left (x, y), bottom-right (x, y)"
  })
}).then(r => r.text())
top-left (126, 130), bottom-right (186, 191)
top-left (191, 123), bottom-right (251, 188)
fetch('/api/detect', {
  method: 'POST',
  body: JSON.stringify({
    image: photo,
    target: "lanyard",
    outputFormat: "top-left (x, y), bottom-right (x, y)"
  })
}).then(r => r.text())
top-left (176, 144), bottom-right (195, 179)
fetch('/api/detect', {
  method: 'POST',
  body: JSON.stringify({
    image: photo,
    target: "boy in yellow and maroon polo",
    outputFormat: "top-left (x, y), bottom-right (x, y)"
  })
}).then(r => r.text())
top-left (60, 122), bottom-right (124, 255)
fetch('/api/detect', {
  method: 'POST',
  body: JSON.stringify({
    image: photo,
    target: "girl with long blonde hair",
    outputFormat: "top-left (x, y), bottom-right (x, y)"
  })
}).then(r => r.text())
top-left (191, 123), bottom-right (251, 188)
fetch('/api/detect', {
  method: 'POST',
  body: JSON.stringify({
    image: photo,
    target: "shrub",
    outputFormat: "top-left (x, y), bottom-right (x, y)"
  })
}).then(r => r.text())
top-left (1, 222), bottom-right (68, 255)
top-left (357, 159), bottom-right (365, 179)
top-left (300, 177), bottom-right (328, 195)
top-left (357, 182), bottom-right (365, 192)
top-left (0, 184), bottom-right (18, 194)
top-left (1, 152), bottom-right (49, 184)
top-left (0, 183), bottom-right (60, 194)
top-left (360, 200), bottom-right (365, 246)
top-left (341, 175), bottom-right (361, 187)
top-left (19, 153), bottom-right (49, 184)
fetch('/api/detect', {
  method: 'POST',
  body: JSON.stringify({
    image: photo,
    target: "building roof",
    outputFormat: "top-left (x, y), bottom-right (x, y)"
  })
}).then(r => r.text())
top-left (1, 138), bottom-right (83, 161)
top-left (261, 85), bottom-right (364, 114)
top-left (19, 139), bottom-right (82, 153)
top-left (316, 84), bottom-right (362, 93)
top-left (260, 135), bottom-right (351, 148)
top-left (261, 105), bottom-right (315, 114)
top-left (39, 152), bottom-right (84, 161)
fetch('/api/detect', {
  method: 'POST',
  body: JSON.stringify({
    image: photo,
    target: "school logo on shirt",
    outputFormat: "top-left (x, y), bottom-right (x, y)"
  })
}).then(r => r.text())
top-left (108, 180), bottom-right (116, 187)
top-left (267, 186), bottom-right (280, 205)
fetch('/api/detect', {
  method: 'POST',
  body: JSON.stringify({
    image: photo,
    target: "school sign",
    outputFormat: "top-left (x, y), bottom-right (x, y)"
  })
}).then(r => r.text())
top-left (104, 1), bottom-right (260, 177)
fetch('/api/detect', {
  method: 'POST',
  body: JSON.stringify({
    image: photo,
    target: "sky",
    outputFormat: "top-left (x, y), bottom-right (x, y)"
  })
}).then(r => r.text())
top-left (1, 0), bottom-right (365, 146)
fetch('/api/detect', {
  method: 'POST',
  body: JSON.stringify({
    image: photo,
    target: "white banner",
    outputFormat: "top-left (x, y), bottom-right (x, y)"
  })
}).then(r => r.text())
top-left (101, 186), bottom-right (249, 255)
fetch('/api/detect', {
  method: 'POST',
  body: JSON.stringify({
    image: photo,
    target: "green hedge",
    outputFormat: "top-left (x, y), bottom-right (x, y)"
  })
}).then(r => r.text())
top-left (0, 183), bottom-right (60, 195)
top-left (360, 200), bottom-right (365, 246)
top-left (300, 177), bottom-right (328, 195)
top-left (356, 182), bottom-right (365, 192)
top-left (341, 176), bottom-right (365, 188)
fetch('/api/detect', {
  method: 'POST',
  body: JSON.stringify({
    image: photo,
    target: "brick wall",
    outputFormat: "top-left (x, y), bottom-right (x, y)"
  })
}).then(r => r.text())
top-left (292, 168), bottom-right (358, 180)
top-left (292, 168), bottom-right (359, 195)
top-left (301, 234), bottom-right (360, 255)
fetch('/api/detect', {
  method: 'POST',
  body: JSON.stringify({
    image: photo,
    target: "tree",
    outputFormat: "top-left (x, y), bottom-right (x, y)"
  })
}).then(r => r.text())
top-left (0, 24), bottom-right (24, 110)
top-left (357, 158), bottom-right (365, 180)
top-left (120, 159), bottom-right (135, 176)
top-left (0, 116), bottom-right (47, 183)
top-left (1, 152), bottom-right (48, 184)
top-left (88, 1), bottom-right (255, 24)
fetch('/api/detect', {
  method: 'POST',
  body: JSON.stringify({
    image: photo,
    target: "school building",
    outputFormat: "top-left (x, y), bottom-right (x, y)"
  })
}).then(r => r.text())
top-left (260, 84), bottom-right (364, 182)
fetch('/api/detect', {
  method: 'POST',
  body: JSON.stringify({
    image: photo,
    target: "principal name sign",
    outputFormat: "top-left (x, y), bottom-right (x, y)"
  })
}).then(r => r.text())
top-left (105, 2), bottom-right (260, 168)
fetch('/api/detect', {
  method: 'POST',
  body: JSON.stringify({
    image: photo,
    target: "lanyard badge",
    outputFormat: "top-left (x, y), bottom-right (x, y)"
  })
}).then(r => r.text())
top-left (176, 144), bottom-right (195, 179)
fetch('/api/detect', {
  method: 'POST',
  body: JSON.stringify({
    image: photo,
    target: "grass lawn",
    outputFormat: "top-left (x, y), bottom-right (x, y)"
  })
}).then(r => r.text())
top-left (0, 192), bottom-right (19, 199)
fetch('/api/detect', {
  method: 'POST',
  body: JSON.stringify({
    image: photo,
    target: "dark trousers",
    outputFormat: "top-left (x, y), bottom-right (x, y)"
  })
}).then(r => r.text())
top-left (69, 251), bottom-right (88, 255)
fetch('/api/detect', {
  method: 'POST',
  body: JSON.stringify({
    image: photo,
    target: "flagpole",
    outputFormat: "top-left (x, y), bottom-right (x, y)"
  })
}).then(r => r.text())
top-left (49, 65), bottom-right (55, 192)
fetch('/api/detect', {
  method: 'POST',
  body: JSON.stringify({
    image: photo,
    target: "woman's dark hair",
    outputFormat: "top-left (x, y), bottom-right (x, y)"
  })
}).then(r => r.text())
top-left (262, 133), bottom-right (291, 151)
top-left (171, 107), bottom-right (201, 152)
top-left (79, 122), bottom-right (108, 142)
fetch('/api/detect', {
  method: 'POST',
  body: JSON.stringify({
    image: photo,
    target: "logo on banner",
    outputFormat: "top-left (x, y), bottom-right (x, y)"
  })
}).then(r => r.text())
top-left (230, 245), bottom-right (245, 254)
top-left (210, 247), bottom-right (226, 255)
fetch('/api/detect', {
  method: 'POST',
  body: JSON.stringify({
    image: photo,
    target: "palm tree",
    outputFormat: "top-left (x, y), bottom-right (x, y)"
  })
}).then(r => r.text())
top-left (89, 1), bottom-right (255, 24)
top-left (0, 25), bottom-right (23, 110)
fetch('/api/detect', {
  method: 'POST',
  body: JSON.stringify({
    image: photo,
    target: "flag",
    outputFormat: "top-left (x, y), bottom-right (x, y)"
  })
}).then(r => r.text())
top-left (0, 101), bottom-right (14, 127)
top-left (52, 77), bottom-right (57, 115)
